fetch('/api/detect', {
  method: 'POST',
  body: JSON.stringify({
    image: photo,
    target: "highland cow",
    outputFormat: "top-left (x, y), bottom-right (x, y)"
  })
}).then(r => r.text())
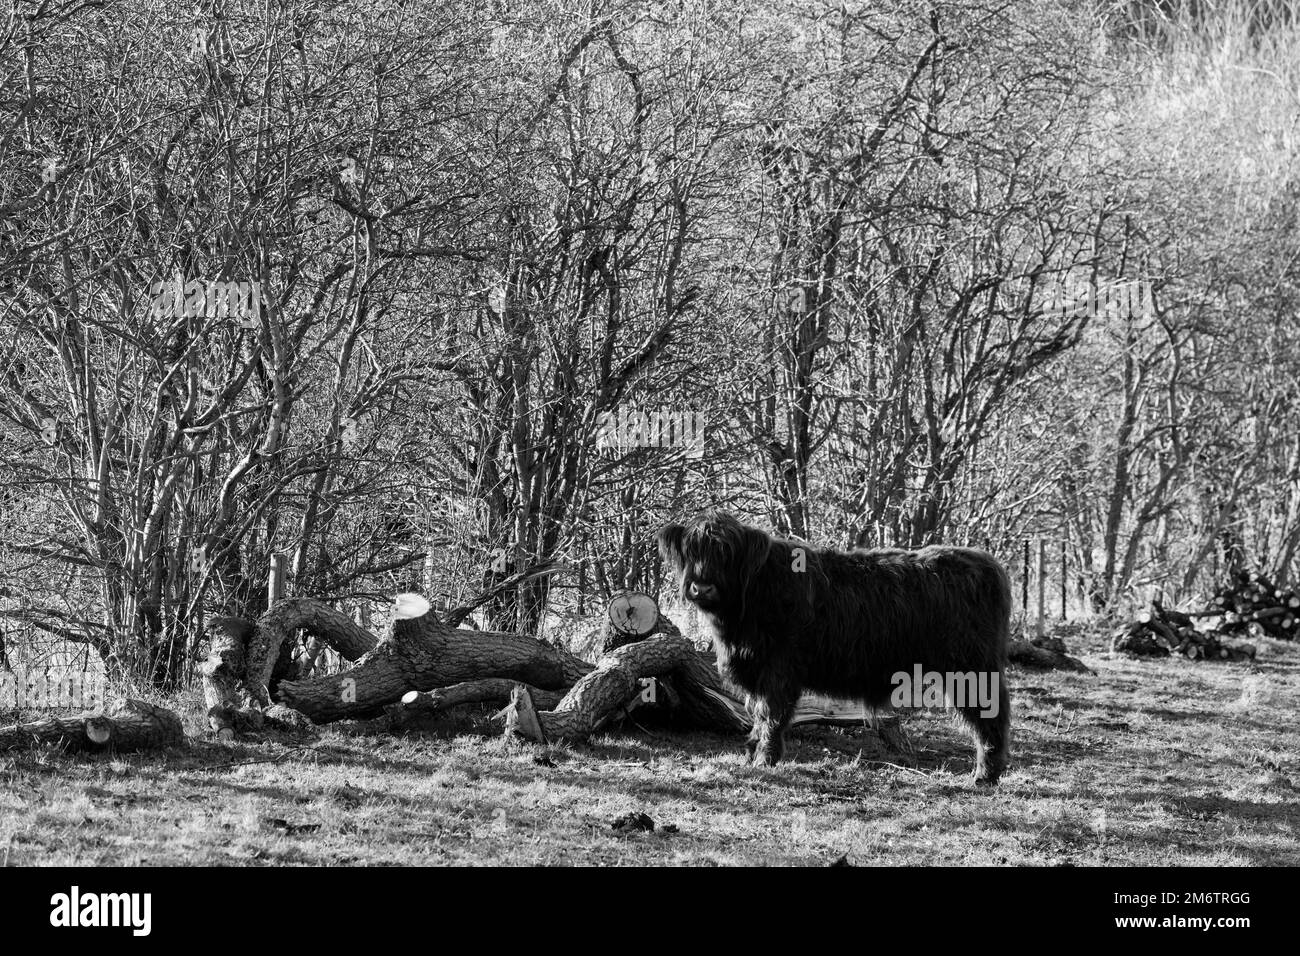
top-left (658, 510), bottom-right (1012, 784)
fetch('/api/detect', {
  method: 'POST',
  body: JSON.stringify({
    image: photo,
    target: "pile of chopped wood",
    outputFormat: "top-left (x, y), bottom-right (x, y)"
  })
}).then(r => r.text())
top-left (1112, 570), bottom-right (1300, 662)
top-left (1210, 571), bottom-right (1300, 641)
top-left (1111, 601), bottom-right (1256, 662)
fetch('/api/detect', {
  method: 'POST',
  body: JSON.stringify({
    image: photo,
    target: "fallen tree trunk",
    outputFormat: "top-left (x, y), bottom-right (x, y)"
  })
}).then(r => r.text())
top-left (1009, 637), bottom-right (1094, 673)
top-left (0, 698), bottom-right (184, 753)
top-left (389, 679), bottom-right (565, 731)
top-left (654, 650), bottom-right (751, 734)
top-left (245, 598), bottom-right (381, 702)
top-left (201, 600), bottom-right (382, 734)
top-left (206, 595), bottom-right (915, 755)
top-left (509, 634), bottom-right (700, 741)
top-left (500, 633), bottom-right (914, 746)
top-left (273, 612), bottom-right (593, 722)
top-left (196, 597), bottom-right (595, 731)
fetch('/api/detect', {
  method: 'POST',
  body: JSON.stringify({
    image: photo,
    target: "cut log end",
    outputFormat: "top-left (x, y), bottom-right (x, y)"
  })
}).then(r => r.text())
top-left (84, 717), bottom-right (112, 745)
top-left (609, 592), bottom-right (659, 638)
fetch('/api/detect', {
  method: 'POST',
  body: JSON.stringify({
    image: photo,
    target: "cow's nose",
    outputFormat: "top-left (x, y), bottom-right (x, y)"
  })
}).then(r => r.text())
top-left (688, 582), bottom-right (702, 598)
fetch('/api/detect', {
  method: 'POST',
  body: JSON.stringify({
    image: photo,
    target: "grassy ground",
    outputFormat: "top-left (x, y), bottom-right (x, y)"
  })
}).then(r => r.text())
top-left (1, 623), bottom-right (1298, 866)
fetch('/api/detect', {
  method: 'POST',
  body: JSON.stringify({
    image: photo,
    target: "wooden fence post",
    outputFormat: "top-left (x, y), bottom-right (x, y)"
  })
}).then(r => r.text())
top-left (1061, 536), bottom-right (1068, 620)
top-left (1022, 539), bottom-right (1030, 616)
top-left (268, 553), bottom-right (287, 607)
top-left (1036, 537), bottom-right (1047, 639)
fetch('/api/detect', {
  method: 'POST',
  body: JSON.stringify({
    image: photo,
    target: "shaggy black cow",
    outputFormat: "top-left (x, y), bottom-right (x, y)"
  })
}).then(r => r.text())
top-left (658, 510), bottom-right (1012, 784)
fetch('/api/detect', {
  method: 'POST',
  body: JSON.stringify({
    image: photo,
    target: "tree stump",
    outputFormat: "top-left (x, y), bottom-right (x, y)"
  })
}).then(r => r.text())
top-left (504, 684), bottom-right (549, 744)
top-left (200, 616), bottom-right (264, 739)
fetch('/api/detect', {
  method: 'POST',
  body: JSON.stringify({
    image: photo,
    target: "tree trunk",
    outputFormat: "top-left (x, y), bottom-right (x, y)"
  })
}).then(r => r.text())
top-left (0, 698), bottom-right (184, 753)
top-left (200, 616), bottom-right (263, 738)
top-left (506, 634), bottom-right (706, 741)
top-left (198, 596), bottom-right (917, 757)
top-left (1008, 638), bottom-right (1093, 672)
top-left (244, 597), bottom-right (380, 701)
top-left (501, 632), bottom-right (915, 745)
top-left (389, 679), bottom-right (565, 731)
top-left (272, 612), bottom-right (592, 722)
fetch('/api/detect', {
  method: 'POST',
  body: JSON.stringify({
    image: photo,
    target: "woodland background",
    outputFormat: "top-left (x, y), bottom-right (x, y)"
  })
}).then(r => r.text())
top-left (2, 0), bottom-right (1298, 690)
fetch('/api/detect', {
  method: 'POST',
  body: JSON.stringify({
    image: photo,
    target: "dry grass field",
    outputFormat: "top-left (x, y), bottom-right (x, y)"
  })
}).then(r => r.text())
top-left (1, 624), bottom-right (1297, 867)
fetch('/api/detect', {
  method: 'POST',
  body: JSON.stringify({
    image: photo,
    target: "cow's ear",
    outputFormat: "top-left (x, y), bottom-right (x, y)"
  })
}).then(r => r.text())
top-left (657, 523), bottom-right (686, 567)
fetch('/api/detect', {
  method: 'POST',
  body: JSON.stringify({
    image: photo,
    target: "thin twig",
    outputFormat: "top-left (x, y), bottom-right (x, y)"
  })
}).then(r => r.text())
top-left (862, 759), bottom-right (936, 780)
top-left (199, 745), bottom-right (314, 772)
